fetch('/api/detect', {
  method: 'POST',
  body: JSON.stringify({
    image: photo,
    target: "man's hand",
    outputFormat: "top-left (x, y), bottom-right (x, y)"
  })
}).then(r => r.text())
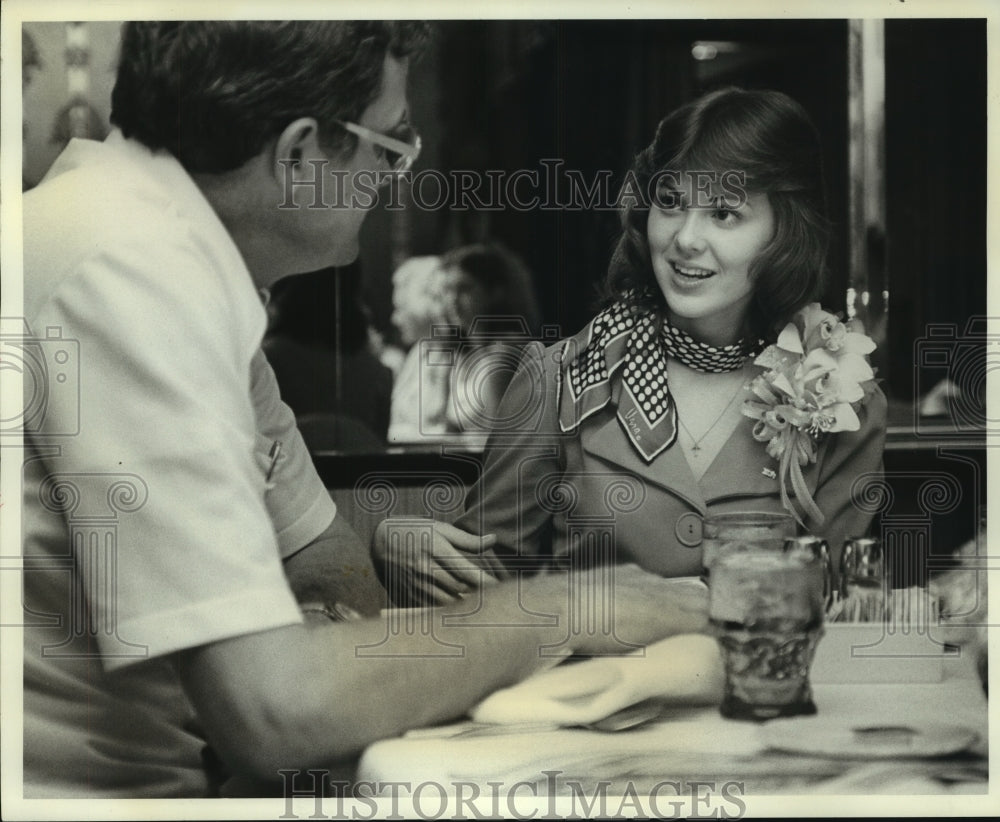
top-left (372, 518), bottom-right (508, 605)
top-left (520, 564), bottom-right (710, 654)
top-left (598, 566), bottom-right (709, 649)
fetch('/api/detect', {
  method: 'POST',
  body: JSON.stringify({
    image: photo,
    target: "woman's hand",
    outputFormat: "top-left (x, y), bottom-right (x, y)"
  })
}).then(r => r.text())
top-left (371, 518), bottom-right (507, 606)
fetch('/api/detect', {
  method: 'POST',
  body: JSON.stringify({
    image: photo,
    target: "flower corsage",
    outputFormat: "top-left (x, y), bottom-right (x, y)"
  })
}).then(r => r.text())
top-left (742, 303), bottom-right (877, 526)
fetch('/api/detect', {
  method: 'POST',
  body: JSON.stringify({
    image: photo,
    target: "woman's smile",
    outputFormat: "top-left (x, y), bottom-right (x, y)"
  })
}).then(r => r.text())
top-left (669, 260), bottom-right (717, 282)
top-left (648, 190), bottom-right (776, 344)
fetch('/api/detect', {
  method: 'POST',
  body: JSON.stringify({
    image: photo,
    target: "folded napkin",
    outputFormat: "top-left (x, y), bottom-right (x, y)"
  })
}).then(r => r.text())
top-left (470, 633), bottom-right (724, 727)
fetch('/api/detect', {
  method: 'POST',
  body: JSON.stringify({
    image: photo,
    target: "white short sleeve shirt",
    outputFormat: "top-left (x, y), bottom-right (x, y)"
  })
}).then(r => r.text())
top-left (20, 132), bottom-right (336, 797)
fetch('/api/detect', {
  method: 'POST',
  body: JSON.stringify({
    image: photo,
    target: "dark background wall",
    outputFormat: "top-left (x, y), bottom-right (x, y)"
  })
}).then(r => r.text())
top-left (361, 19), bottom-right (851, 343)
top-left (883, 18), bottom-right (987, 407)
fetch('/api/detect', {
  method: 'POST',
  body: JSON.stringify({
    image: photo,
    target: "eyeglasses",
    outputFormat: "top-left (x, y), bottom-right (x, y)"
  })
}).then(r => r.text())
top-left (337, 119), bottom-right (422, 175)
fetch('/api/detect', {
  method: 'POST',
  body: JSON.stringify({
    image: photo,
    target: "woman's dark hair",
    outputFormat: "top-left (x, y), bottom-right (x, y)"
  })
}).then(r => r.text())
top-left (440, 243), bottom-right (541, 337)
top-left (605, 87), bottom-right (830, 342)
top-left (110, 21), bottom-right (430, 173)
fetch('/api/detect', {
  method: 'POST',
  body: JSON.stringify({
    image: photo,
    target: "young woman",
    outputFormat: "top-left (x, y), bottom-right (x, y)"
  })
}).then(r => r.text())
top-left (374, 87), bottom-right (886, 602)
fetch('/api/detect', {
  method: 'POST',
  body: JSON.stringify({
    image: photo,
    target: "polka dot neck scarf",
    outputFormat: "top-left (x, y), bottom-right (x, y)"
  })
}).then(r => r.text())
top-left (557, 298), bottom-right (761, 463)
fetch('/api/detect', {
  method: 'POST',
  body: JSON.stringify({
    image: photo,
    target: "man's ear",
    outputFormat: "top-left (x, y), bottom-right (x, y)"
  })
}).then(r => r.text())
top-left (272, 117), bottom-right (322, 184)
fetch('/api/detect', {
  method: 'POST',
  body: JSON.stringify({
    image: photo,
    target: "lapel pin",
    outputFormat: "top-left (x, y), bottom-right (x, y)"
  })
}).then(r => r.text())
top-left (762, 467), bottom-right (777, 480)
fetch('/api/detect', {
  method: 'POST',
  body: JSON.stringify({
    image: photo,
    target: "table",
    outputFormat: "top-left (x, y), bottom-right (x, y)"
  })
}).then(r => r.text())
top-left (357, 633), bottom-right (988, 800)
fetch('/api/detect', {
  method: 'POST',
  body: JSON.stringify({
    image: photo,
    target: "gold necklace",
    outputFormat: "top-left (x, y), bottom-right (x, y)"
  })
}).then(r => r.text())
top-left (677, 380), bottom-right (747, 453)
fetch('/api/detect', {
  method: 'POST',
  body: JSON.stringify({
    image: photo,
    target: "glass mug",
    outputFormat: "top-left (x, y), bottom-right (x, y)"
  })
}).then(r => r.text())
top-left (709, 549), bottom-right (826, 721)
top-left (784, 535), bottom-right (834, 611)
top-left (838, 537), bottom-right (886, 622)
top-left (701, 511), bottom-right (798, 580)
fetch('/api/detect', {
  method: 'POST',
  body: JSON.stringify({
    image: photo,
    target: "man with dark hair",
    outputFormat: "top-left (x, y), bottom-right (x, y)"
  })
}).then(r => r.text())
top-left (21, 21), bottom-right (705, 797)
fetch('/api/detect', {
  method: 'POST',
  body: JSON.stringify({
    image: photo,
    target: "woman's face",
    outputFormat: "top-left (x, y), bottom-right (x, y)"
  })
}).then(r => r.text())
top-left (647, 184), bottom-right (775, 344)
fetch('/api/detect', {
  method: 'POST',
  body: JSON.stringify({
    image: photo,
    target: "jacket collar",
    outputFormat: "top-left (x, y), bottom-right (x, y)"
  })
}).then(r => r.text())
top-left (579, 372), bottom-right (781, 513)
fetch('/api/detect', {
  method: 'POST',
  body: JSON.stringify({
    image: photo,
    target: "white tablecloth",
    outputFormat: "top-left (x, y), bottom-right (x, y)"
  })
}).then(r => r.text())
top-left (358, 636), bottom-right (987, 796)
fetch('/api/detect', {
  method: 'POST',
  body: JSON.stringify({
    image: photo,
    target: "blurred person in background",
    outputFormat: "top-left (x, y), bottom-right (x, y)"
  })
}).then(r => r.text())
top-left (386, 244), bottom-right (542, 442)
top-left (385, 254), bottom-right (455, 442)
top-left (438, 243), bottom-right (542, 433)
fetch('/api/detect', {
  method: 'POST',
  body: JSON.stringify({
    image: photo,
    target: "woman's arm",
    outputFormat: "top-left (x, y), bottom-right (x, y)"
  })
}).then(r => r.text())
top-left (372, 342), bottom-right (566, 604)
top-left (452, 341), bottom-right (565, 563)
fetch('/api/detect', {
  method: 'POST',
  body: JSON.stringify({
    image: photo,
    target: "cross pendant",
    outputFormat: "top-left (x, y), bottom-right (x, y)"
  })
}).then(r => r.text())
top-left (691, 443), bottom-right (701, 452)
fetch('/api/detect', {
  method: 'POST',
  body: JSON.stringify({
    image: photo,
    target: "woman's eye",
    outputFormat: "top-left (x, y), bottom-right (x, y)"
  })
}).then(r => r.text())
top-left (713, 208), bottom-right (740, 224)
top-left (655, 187), bottom-right (685, 210)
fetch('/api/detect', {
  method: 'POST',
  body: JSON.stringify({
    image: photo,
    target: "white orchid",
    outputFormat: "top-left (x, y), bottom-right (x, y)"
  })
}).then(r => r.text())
top-left (778, 303), bottom-right (876, 358)
top-left (743, 304), bottom-right (878, 526)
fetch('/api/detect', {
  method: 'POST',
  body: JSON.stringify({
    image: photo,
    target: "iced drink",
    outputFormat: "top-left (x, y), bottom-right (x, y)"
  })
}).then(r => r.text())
top-left (701, 511), bottom-right (797, 580)
top-left (709, 551), bottom-right (825, 721)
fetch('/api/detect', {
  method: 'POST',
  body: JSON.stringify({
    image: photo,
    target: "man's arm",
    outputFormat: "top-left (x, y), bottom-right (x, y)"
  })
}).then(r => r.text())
top-left (252, 346), bottom-right (387, 615)
top-left (175, 564), bottom-right (709, 781)
top-left (283, 514), bottom-right (387, 617)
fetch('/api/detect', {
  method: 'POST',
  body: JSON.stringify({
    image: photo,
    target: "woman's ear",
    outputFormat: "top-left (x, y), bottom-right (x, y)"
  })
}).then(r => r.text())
top-left (272, 117), bottom-right (322, 185)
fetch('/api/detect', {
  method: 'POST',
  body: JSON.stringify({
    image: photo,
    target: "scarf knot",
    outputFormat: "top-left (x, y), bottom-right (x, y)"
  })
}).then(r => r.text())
top-left (557, 297), bottom-right (761, 463)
